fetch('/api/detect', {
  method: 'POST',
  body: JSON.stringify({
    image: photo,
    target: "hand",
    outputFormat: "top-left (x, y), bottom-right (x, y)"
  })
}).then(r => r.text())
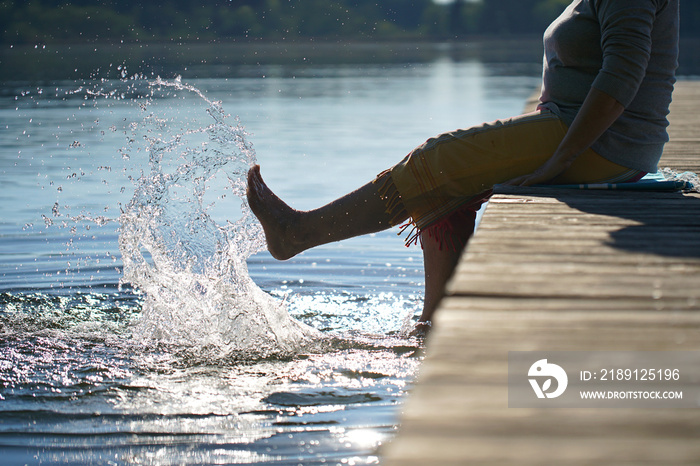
top-left (503, 153), bottom-right (573, 187)
top-left (504, 88), bottom-right (625, 187)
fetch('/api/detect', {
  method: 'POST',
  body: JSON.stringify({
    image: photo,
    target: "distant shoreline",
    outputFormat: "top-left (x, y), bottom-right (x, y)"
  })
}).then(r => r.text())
top-left (2, 37), bottom-right (699, 84)
top-left (1, 38), bottom-right (544, 83)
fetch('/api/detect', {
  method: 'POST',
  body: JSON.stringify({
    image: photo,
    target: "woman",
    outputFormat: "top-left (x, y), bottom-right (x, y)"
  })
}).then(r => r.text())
top-left (247, 0), bottom-right (679, 334)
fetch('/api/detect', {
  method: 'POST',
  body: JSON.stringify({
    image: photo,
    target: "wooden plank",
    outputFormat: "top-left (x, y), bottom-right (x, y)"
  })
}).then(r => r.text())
top-left (383, 306), bottom-right (700, 465)
top-left (381, 81), bottom-right (700, 465)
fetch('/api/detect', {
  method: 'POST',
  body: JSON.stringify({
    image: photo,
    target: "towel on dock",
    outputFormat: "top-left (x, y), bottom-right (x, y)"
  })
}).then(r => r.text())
top-left (538, 170), bottom-right (696, 192)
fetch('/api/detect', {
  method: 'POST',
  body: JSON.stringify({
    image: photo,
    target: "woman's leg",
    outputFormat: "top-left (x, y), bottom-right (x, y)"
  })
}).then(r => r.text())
top-left (247, 164), bottom-right (468, 331)
top-left (247, 165), bottom-right (405, 260)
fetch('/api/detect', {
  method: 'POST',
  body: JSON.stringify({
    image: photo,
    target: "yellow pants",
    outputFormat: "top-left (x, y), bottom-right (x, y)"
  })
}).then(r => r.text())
top-left (381, 110), bottom-right (643, 234)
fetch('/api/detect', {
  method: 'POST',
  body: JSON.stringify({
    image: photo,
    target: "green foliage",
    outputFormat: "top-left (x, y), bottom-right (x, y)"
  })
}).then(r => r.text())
top-left (2, 1), bottom-right (140, 43)
top-left (0, 0), bottom-right (696, 44)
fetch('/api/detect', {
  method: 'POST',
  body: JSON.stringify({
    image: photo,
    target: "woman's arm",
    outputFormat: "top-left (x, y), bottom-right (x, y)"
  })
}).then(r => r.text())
top-left (505, 86), bottom-right (624, 186)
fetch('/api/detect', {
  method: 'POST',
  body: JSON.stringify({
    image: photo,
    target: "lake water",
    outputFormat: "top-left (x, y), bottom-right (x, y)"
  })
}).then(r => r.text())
top-left (0, 43), bottom-right (544, 464)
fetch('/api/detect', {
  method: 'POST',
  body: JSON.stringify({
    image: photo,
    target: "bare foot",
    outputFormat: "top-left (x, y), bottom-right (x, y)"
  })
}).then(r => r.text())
top-left (409, 321), bottom-right (432, 339)
top-left (246, 165), bottom-right (306, 260)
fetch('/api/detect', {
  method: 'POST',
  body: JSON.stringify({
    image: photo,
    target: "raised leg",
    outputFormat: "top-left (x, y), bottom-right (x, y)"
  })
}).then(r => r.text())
top-left (246, 165), bottom-right (404, 260)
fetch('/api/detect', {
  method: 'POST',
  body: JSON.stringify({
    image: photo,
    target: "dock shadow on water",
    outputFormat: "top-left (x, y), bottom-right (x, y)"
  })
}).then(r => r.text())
top-left (0, 75), bottom-right (422, 465)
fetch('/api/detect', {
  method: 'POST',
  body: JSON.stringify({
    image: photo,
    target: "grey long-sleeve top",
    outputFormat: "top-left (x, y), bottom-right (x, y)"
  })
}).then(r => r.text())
top-left (539, 0), bottom-right (679, 173)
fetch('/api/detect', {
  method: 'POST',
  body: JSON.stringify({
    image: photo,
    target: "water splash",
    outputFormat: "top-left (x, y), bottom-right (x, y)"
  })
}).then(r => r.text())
top-left (117, 77), bottom-right (321, 360)
top-left (19, 72), bottom-right (417, 361)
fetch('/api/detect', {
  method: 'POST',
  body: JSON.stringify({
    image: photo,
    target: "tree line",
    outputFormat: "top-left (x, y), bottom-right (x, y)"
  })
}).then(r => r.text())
top-left (1, 0), bottom-right (698, 44)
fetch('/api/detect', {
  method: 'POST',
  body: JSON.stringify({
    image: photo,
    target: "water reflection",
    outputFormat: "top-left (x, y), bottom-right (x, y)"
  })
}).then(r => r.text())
top-left (0, 40), bottom-right (544, 84)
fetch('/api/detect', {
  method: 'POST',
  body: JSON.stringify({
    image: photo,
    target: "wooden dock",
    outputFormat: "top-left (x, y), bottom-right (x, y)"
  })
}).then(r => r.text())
top-left (381, 81), bottom-right (700, 465)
